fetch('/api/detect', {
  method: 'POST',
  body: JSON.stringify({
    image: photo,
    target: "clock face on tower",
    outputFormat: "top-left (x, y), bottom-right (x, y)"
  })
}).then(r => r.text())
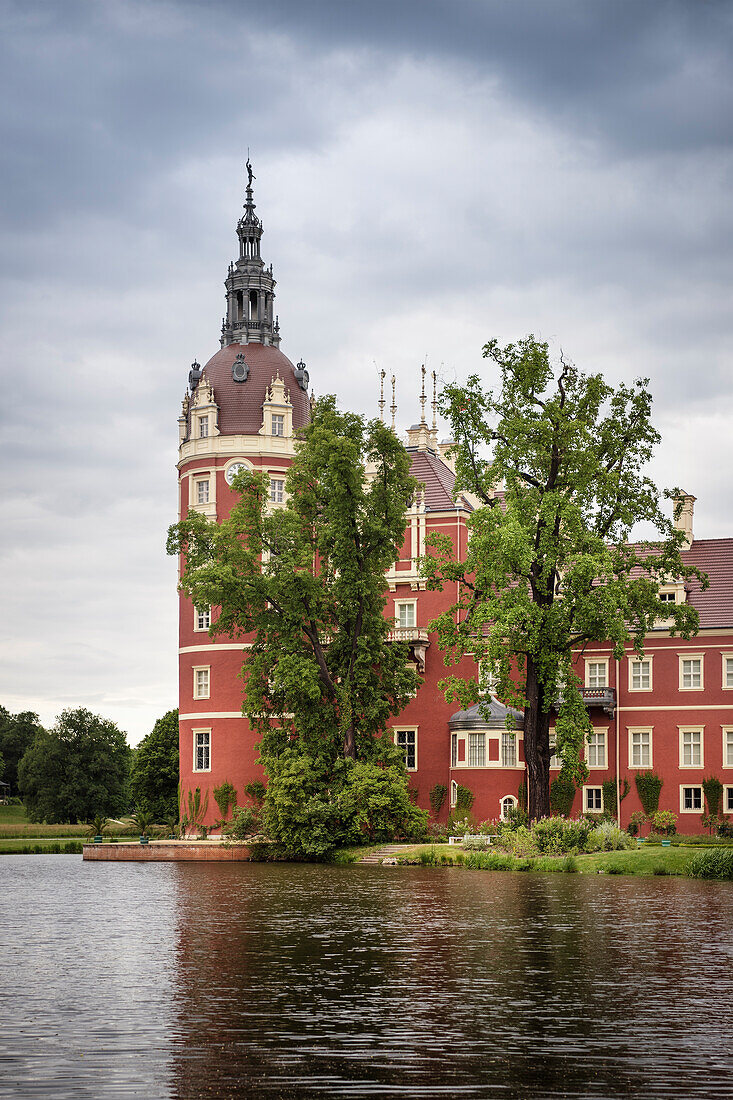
top-left (225, 462), bottom-right (247, 485)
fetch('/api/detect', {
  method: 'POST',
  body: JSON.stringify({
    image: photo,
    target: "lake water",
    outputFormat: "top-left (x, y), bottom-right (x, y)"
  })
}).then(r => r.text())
top-left (0, 857), bottom-right (731, 1099)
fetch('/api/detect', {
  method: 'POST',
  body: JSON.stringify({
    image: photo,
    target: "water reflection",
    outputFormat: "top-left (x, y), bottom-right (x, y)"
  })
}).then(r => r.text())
top-left (1, 858), bottom-right (731, 1098)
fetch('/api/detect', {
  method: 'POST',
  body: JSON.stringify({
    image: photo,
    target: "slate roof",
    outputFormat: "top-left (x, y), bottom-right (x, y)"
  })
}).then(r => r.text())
top-left (199, 342), bottom-right (311, 436)
top-left (681, 538), bottom-right (733, 629)
top-left (449, 696), bottom-right (525, 729)
top-left (408, 448), bottom-right (471, 512)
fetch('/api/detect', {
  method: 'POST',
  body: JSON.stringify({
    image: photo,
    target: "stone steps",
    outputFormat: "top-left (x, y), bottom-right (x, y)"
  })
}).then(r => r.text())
top-left (357, 844), bottom-right (407, 865)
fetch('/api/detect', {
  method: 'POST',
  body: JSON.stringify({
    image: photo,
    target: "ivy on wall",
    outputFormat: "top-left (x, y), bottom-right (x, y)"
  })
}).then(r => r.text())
top-left (634, 771), bottom-right (663, 816)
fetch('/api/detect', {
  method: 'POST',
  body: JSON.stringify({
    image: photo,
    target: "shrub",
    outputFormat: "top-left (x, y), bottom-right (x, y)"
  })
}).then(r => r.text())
top-left (225, 806), bottom-right (259, 841)
top-left (587, 821), bottom-right (635, 852)
top-left (627, 810), bottom-right (647, 837)
top-left (429, 784), bottom-right (447, 818)
top-left (496, 825), bottom-right (539, 858)
top-left (550, 775), bottom-right (575, 816)
top-left (688, 849), bottom-right (733, 879)
top-left (645, 833), bottom-right (662, 846)
top-left (634, 772), bottom-right (663, 816)
top-left (650, 810), bottom-right (677, 837)
top-left (531, 816), bottom-right (593, 854)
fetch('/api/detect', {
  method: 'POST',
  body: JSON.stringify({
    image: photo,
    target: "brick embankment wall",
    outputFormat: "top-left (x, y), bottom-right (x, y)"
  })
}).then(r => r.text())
top-left (82, 842), bottom-right (252, 862)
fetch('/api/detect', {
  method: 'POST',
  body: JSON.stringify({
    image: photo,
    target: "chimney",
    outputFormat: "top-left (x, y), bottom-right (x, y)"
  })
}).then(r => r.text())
top-left (674, 492), bottom-right (696, 550)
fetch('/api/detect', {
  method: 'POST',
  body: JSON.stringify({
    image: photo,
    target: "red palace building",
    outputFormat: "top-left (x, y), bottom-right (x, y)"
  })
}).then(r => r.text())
top-left (177, 174), bottom-right (733, 835)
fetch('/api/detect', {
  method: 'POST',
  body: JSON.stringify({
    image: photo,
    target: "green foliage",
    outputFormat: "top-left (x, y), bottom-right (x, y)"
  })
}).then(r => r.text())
top-left (129, 809), bottom-right (155, 837)
top-left (529, 816), bottom-right (594, 854)
top-left (422, 336), bottom-right (705, 819)
top-left (454, 784), bottom-right (474, 816)
top-left (87, 815), bottom-right (108, 838)
top-left (169, 398), bottom-right (422, 855)
top-left (181, 787), bottom-right (209, 836)
top-left (601, 777), bottom-right (630, 818)
top-left (0, 708), bottom-right (45, 795)
top-left (586, 822), bottom-right (635, 852)
top-left (243, 781), bottom-right (266, 808)
top-left (634, 771), bottom-right (663, 816)
top-left (650, 810), bottom-right (677, 836)
top-left (702, 776), bottom-right (723, 816)
top-left (550, 775), bottom-right (576, 816)
top-left (213, 780), bottom-right (238, 821)
top-left (129, 710), bottom-right (179, 821)
top-left (18, 708), bottom-right (130, 824)
top-left (429, 784), bottom-right (447, 818)
top-left (688, 849), bottom-right (733, 879)
top-left (628, 810), bottom-right (647, 837)
top-left (226, 806), bottom-right (259, 841)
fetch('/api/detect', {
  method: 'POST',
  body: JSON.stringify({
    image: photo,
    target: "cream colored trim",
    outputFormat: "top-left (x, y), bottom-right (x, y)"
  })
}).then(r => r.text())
top-left (620, 704), bottom-right (733, 711)
top-left (722, 654), bottom-right (733, 690)
top-left (192, 728), bottom-right (212, 773)
top-left (628, 727), bottom-right (653, 769)
top-left (679, 784), bottom-right (703, 813)
top-left (723, 784), bottom-right (733, 813)
top-left (585, 657), bottom-right (609, 689)
top-left (449, 730), bottom-right (524, 769)
top-left (179, 431), bottom-right (297, 467)
top-left (180, 711), bottom-right (245, 720)
top-left (583, 785), bottom-right (604, 813)
top-left (586, 728), bottom-right (608, 769)
top-left (395, 598), bottom-right (418, 629)
top-left (723, 727), bottom-right (733, 769)
top-left (581, 633), bottom-right (733, 653)
top-left (193, 605), bottom-right (211, 633)
top-left (192, 665), bottom-right (210, 700)
top-left (180, 643), bottom-right (252, 654)
top-left (678, 725), bottom-right (704, 769)
top-left (499, 794), bottom-right (518, 820)
top-left (678, 653), bottom-right (704, 691)
top-left (393, 725), bottom-right (418, 772)
top-left (450, 779), bottom-right (458, 806)
top-left (628, 655), bottom-right (653, 692)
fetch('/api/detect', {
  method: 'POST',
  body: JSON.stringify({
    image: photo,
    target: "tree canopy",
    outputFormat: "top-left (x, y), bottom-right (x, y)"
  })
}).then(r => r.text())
top-left (18, 707), bottom-right (131, 823)
top-left (423, 336), bottom-right (706, 820)
top-left (0, 707), bottom-right (45, 795)
top-left (129, 709), bottom-right (179, 820)
top-left (168, 397), bottom-right (427, 854)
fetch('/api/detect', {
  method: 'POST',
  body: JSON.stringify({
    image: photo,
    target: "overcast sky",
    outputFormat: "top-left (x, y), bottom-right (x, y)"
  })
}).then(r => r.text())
top-left (1, 0), bottom-right (731, 744)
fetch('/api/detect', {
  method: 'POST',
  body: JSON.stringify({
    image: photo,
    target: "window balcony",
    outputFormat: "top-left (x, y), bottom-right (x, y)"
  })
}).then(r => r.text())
top-left (552, 687), bottom-right (616, 717)
top-left (386, 627), bottom-right (430, 673)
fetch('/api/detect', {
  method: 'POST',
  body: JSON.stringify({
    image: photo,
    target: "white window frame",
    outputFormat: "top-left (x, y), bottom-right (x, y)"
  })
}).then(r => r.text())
top-left (195, 477), bottom-right (210, 506)
top-left (193, 729), bottom-right (211, 773)
top-left (500, 732), bottom-right (517, 768)
top-left (549, 729), bottom-right (561, 770)
top-left (500, 795), bottom-right (517, 821)
top-left (723, 727), bottom-right (733, 769)
top-left (468, 731), bottom-right (486, 768)
top-left (628, 727), bottom-right (653, 769)
top-left (628, 656), bottom-right (653, 692)
top-left (450, 780), bottom-right (458, 807)
top-left (583, 786), bottom-right (603, 812)
top-left (394, 727), bottom-right (418, 772)
top-left (586, 729), bottom-right (607, 769)
top-left (395, 600), bottom-right (417, 630)
top-left (271, 413), bottom-right (285, 437)
top-left (198, 415), bottom-right (209, 439)
top-left (585, 658), bottom-right (609, 689)
top-left (724, 784), bottom-right (733, 814)
top-left (680, 785), bottom-right (703, 813)
top-left (269, 476), bottom-right (285, 504)
top-left (679, 726), bottom-right (704, 769)
top-left (194, 606), bottom-right (211, 632)
top-left (193, 666), bottom-right (210, 700)
top-left (679, 654), bottom-right (704, 691)
top-left (723, 654), bottom-right (733, 690)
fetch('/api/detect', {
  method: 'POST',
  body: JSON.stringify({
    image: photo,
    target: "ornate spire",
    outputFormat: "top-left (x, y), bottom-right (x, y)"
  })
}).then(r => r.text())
top-left (220, 160), bottom-right (281, 349)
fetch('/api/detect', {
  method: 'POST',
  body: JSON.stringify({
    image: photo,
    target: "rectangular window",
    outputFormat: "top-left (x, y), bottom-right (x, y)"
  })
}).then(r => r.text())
top-left (272, 414), bottom-right (284, 437)
top-left (196, 479), bottom-right (210, 505)
top-left (195, 606), bottom-right (211, 631)
top-left (468, 732), bottom-right (486, 767)
top-left (194, 730), bottom-right (210, 772)
top-left (501, 732), bottom-right (516, 768)
top-left (630, 730), bottom-right (651, 768)
top-left (659, 591), bottom-right (676, 603)
top-left (725, 729), bottom-right (733, 768)
top-left (586, 661), bottom-right (607, 688)
top-left (682, 785), bottom-right (702, 811)
top-left (396, 602), bottom-right (416, 629)
top-left (630, 659), bottom-right (651, 690)
top-left (587, 730), bottom-right (606, 768)
top-left (198, 416), bottom-right (209, 439)
top-left (395, 729), bottom-right (417, 771)
top-left (681, 729), bottom-right (702, 767)
top-left (680, 657), bottom-right (702, 689)
top-left (269, 478), bottom-right (284, 504)
top-left (193, 667), bottom-right (210, 700)
top-left (585, 787), bottom-right (603, 812)
top-left (724, 656), bottom-right (733, 689)
top-left (549, 733), bottom-right (561, 769)
top-left (725, 786), bottom-right (733, 813)
top-left (451, 734), bottom-right (457, 767)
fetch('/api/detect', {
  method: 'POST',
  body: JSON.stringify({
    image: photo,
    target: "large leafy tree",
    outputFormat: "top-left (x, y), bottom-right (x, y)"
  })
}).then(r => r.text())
top-left (0, 707), bottom-right (44, 795)
top-left (423, 336), bottom-right (705, 820)
top-left (129, 709), bottom-right (180, 820)
top-left (167, 397), bottom-right (427, 855)
top-left (18, 708), bottom-right (131, 823)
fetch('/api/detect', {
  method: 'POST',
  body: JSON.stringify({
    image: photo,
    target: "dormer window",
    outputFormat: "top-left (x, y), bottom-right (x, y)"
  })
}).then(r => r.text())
top-left (272, 414), bottom-right (284, 437)
top-left (659, 591), bottom-right (676, 603)
top-left (198, 416), bottom-right (209, 439)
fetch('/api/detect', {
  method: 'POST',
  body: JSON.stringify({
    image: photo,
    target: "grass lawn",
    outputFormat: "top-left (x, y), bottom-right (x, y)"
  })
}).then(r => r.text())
top-left (0, 837), bottom-right (85, 854)
top-left (0, 803), bottom-right (28, 825)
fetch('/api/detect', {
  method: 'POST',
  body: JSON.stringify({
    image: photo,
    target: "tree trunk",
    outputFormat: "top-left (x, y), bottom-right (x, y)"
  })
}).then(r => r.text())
top-left (343, 722), bottom-right (356, 759)
top-left (524, 656), bottom-right (551, 820)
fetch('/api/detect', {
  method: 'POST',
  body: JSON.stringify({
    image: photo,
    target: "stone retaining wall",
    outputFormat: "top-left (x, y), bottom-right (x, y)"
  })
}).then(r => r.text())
top-left (83, 841), bottom-right (252, 862)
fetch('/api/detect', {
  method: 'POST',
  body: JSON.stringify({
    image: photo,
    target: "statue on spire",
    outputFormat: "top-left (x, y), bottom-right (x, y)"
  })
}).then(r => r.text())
top-left (246, 157), bottom-right (255, 188)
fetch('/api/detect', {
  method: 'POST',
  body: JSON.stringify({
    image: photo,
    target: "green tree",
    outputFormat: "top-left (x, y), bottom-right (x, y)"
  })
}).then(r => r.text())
top-left (423, 336), bottom-right (705, 820)
top-left (167, 397), bottom-right (427, 854)
top-left (129, 709), bottom-right (180, 820)
top-left (0, 707), bottom-right (44, 795)
top-left (18, 708), bottom-right (131, 823)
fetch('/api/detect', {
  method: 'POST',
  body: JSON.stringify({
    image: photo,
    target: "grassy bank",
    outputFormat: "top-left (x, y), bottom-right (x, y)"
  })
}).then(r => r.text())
top-left (0, 838), bottom-right (85, 854)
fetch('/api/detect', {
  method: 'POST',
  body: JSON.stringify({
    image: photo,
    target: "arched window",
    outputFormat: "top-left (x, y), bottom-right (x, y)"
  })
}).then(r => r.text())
top-left (500, 795), bottom-right (517, 821)
top-left (249, 290), bottom-right (258, 321)
top-left (236, 291), bottom-right (243, 321)
top-left (450, 780), bottom-right (458, 807)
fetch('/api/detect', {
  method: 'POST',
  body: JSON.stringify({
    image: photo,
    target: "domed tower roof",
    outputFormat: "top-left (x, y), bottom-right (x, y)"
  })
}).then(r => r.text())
top-left (200, 342), bottom-right (310, 436)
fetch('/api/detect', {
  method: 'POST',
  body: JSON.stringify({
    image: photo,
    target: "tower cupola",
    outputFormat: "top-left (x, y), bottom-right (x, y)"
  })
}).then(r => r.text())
top-left (221, 159), bottom-right (280, 349)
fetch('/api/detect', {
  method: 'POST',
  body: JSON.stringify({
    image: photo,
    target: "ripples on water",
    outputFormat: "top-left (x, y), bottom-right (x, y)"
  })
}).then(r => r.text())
top-left (0, 857), bottom-right (731, 1099)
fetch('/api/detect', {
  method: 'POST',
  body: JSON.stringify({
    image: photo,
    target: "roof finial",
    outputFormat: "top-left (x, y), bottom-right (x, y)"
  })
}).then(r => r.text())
top-left (420, 363), bottom-right (427, 425)
top-left (378, 368), bottom-right (386, 422)
top-left (431, 370), bottom-right (438, 433)
top-left (246, 151), bottom-right (255, 190)
top-left (390, 375), bottom-right (397, 431)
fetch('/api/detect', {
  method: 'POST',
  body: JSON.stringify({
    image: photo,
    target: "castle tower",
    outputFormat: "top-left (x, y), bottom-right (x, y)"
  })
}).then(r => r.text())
top-left (176, 164), bottom-right (311, 823)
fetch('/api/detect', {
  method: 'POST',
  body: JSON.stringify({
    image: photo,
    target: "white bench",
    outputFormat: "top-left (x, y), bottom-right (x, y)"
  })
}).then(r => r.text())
top-left (448, 834), bottom-right (496, 846)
